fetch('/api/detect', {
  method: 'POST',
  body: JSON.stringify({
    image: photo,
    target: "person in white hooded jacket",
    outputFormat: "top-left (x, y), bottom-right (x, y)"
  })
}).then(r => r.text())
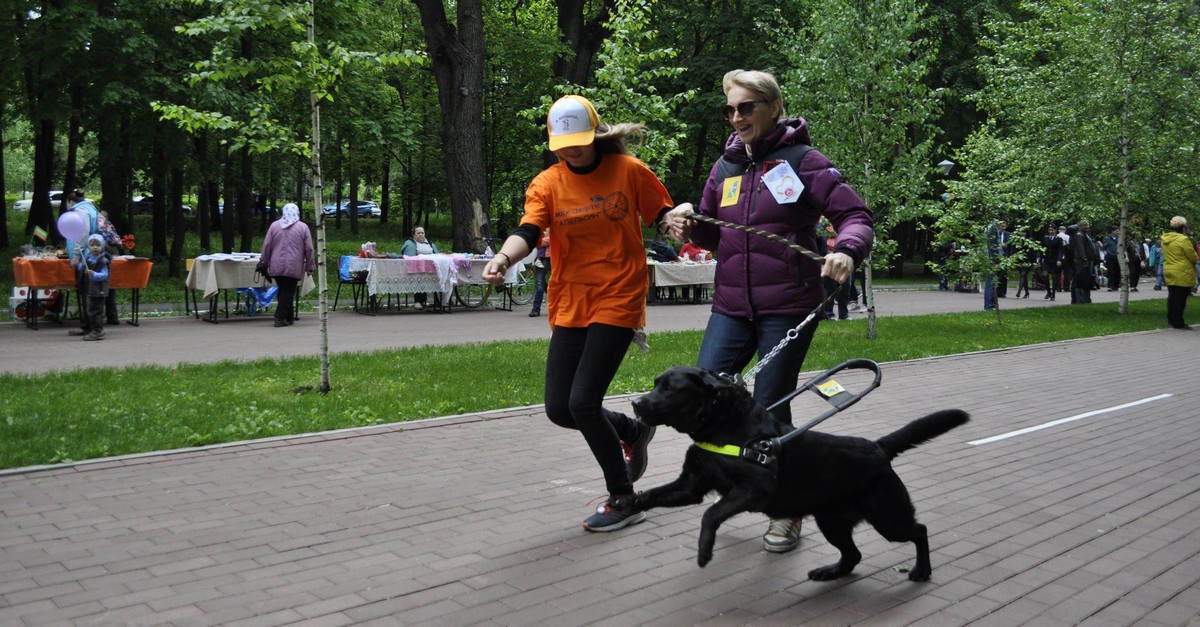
top-left (259, 203), bottom-right (314, 327)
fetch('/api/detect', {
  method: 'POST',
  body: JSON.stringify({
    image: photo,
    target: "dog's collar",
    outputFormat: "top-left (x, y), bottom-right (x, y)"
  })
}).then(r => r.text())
top-left (694, 440), bottom-right (778, 467)
top-left (695, 442), bottom-right (742, 457)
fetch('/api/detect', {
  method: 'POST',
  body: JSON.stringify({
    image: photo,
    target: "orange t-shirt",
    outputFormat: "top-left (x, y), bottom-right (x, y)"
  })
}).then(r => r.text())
top-left (522, 153), bottom-right (673, 329)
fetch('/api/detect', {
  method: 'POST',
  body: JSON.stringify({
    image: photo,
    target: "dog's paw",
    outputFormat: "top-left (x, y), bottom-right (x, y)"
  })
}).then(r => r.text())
top-left (807, 564), bottom-right (850, 581)
top-left (697, 551), bottom-right (712, 567)
top-left (907, 565), bottom-right (931, 582)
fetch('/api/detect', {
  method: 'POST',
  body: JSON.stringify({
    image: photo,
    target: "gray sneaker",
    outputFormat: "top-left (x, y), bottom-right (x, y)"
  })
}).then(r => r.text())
top-left (763, 518), bottom-right (802, 553)
top-left (583, 495), bottom-right (646, 532)
top-left (82, 330), bottom-right (106, 341)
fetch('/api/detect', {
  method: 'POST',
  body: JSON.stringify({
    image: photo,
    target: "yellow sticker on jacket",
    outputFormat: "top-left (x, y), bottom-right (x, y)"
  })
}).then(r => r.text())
top-left (720, 176), bottom-right (741, 207)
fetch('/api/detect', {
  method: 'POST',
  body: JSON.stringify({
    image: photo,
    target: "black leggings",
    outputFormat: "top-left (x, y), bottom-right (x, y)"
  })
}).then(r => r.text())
top-left (545, 323), bottom-right (641, 496)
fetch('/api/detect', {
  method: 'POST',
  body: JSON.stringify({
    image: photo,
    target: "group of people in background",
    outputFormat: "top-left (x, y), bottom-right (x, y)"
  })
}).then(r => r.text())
top-left (971, 216), bottom-right (1195, 327)
top-left (969, 217), bottom-right (1195, 317)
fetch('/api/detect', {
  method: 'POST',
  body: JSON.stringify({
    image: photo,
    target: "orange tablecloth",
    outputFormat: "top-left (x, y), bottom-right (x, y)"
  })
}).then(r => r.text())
top-left (12, 257), bottom-right (153, 290)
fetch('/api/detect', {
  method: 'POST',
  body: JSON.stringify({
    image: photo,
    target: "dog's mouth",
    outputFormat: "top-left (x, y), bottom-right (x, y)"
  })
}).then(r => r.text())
top-left (630, 399), bottom-right (659, 425)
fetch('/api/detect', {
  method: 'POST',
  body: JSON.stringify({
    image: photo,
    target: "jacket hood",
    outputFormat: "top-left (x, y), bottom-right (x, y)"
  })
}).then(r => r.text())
top-left (722, 117), bottom-right (812, 164)
top-left (1162, 231), bottom-right (1189, 245)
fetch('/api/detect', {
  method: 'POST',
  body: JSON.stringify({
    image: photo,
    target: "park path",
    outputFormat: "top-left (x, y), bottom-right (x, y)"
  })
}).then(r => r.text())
top-left (0, 284), bottom-right (1166, 375)
top-left (1, 287), bottom-right (1196, 625)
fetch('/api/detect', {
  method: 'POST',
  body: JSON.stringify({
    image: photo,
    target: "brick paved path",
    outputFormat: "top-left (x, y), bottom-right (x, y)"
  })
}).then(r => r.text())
top-left (2, 327), bottom-right (1197, 625)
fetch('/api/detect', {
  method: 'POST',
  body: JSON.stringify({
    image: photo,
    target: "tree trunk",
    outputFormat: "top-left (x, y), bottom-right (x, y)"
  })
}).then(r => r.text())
top-left (222, 162), bottom-right (236, 253)
top-left (348, 136), bottom-right (360, 235)
top-left (169, 167), bottom-right (186, 276)
top-left (309, 4), bottom-right (331, 394)
top-left (62, 85), bottom-right (82, 218)
top-left (239, 146), bottom-right (254, 252)
top-left (412, 0), bottom-right (489, 252)
top-left (380, 161), bottom-right (390, 225)
top-left (30, 120), bottom-right (56, 238)
top-left (0, 122), bottom-right (7, 246)
top-left (193, 133), bottom-right (214, 251)
top-left (553, 0), bottom-right (614, 86)
top-left (97, 109), bottom-right (130, 236)
top-left (151, 144), bottom-right (167, 258)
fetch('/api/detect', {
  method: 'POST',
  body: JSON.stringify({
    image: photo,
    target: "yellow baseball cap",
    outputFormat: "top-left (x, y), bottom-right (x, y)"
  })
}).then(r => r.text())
top-left (547, 95), bottom-right (600, 151)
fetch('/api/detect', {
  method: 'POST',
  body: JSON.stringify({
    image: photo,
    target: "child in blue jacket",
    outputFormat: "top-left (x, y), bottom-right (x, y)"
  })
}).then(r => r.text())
top-left (73, 234), bottom-right (111, 341)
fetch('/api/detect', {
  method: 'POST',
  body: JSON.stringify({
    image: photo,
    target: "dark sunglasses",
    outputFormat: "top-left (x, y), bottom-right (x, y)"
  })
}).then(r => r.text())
top-left (721, 100), bottom-right (769, 120)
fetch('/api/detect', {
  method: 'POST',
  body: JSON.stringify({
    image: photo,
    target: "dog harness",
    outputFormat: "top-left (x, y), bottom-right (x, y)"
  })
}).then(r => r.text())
top-left (692, 364), bottom-right (883, 473)
top-left (694, 440), bottom-right (779, 468)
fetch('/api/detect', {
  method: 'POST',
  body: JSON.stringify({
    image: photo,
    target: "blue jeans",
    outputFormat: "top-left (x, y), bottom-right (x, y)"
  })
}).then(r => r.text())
top-left (696, 312), bottom-right (818, 424)
top-left (532, 258), bottom-right (550, 311)
top-left (983, 274), bottom-right (996, 309)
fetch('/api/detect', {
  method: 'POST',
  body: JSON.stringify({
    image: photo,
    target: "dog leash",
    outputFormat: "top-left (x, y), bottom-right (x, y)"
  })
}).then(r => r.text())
top-left (679, 212), bottom-right (851, 385)
top-left (683, 212), bottom-right (825, 264)
top-left (738, 286), bottom-right (841, 385)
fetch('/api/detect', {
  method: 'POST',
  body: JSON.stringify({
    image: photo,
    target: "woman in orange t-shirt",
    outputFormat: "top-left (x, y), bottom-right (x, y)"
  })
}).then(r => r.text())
top-left (483, 95), bottom-right (673, 533)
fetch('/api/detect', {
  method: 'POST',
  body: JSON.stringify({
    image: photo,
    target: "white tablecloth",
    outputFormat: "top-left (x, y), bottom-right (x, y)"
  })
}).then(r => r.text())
top-left (186, 254), bottom-right (314, 301)
top-left (348, 255), bottom-right (523, 299)
top-left (651, 261), bottom-right (716, 288)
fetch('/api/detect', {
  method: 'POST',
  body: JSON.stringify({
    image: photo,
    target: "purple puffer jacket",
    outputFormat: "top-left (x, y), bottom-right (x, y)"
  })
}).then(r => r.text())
top-left (691, 118), bottom-right (873, 318)
top-left (260, 219), bottom-right (316, 280)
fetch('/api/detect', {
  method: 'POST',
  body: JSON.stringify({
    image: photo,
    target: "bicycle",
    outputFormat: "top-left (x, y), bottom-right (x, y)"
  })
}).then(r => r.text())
top-left (453, 236), bottom-right (536, 309)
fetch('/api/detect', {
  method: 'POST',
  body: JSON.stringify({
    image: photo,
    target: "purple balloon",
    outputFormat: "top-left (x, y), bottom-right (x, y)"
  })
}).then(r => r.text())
top-left (57, 210), bottom-right (88, 242)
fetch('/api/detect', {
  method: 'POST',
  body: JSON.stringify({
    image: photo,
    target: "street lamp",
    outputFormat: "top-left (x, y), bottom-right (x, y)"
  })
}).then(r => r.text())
top-left (937, 159), bottom-right (955, 176)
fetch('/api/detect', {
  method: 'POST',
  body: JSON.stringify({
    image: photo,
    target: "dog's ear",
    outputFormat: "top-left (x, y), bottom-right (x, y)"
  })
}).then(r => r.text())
top-left (698, 368), bottom-right (732, 392)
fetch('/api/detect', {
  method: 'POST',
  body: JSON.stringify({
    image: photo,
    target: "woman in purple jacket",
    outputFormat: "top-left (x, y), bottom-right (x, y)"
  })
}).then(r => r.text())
top-left (665, 69), bottom-right (874, 554)
top-left (260, 203), bottom-right (315, 327)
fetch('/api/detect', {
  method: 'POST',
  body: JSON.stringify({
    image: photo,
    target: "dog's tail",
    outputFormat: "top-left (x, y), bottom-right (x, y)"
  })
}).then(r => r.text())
top-left (876, 409), bottom-right (970, 460)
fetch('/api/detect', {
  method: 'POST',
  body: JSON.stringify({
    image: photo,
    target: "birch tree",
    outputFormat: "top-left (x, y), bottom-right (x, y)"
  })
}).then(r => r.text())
top-left (778, 0), bottom-right (942, 338)
top-left (971, 0), bottom-right (1200, 313)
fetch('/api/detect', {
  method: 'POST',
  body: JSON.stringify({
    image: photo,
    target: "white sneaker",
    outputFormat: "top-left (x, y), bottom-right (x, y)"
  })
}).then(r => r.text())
top-left (763, 518), bottom-right (802, 553)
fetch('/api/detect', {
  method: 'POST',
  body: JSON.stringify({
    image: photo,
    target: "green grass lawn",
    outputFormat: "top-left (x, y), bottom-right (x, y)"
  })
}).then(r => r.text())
top-left (0, 298), bottom-right (1170, 470)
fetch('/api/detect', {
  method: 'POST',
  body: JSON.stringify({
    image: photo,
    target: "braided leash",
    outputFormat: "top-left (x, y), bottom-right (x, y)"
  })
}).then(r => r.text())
top-left (676, 212), bottom-right (844, 385)
top-left (683, 212), bottom-right (825, 264)
top-left (737, 286), bottom-right (841, 384)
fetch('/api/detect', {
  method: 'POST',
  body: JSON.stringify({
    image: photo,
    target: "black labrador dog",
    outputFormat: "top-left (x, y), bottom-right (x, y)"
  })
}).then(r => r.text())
top-left (630, 366), bottom-right (969, 582)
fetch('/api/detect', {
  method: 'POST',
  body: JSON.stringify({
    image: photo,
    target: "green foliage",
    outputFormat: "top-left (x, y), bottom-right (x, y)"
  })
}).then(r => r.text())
top-left (971, 0), bottom-right (1200, 231)
top-left (529, 0), bottom-right (697, 177)
top-left (777, 0), bottom-right (943, 271)
top-left (930, 124), bottom-right (1034, 281)
top-left (0, 298), bottom-right (1171, 470)
top-left (156, 0), bottom-right (423, 157)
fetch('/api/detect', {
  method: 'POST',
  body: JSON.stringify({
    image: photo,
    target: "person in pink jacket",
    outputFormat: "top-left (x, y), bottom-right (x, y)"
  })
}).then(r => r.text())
top-left (260, 203), bottom-right (315, 327)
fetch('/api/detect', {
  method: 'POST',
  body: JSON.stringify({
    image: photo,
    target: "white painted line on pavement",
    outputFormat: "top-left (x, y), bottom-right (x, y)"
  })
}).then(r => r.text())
top-left (969, 394), bottom-right (1173, 446)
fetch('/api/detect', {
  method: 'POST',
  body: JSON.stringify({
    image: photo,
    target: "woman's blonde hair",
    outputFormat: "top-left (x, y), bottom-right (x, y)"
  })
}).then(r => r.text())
top-left (722, 69), bottom-right (786, 119)
top-left (593, 122), bottom-right (645, 155)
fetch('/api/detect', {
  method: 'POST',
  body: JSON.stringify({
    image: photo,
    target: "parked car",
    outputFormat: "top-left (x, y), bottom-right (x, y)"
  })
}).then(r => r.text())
top-left (322, 200), bottom-right (380, 218)
top-left (13, 190), bottom-right (66, 212)
top-left (217, 200), bottom-right (272, 215)
top-left (131, 195), bottom-right (192, 214)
